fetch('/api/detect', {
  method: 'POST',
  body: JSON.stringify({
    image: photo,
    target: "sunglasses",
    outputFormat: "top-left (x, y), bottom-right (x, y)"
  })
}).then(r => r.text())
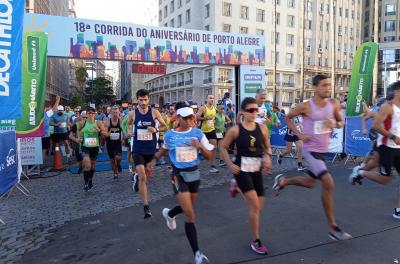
top-left (182, 115), bottom-right (194, 120)
top-left (88, 112), bottom-right (95, 115)
top-left (244, 108), bottom-right (259, 114)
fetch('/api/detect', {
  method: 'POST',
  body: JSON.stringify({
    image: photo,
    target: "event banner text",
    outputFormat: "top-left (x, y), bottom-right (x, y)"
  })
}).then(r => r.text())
top-left (24, 13), bottom-right (265, 66)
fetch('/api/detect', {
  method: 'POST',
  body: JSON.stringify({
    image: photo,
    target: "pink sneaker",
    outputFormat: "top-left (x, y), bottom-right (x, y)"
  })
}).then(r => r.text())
top-left (250, 240), bottom-right (268, 255)
top-left (229, 179), bottom-right (239, 198)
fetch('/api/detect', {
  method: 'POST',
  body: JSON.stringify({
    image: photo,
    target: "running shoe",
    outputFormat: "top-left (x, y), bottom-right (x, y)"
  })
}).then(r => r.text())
top-left (349, 166), bottom-right (363, 185)
top-left (209, 165), bottom-right (219, 173)
top-left (272, 174), bottom-right (284, 192)
top-left (128, 165), bottom-right (133, 173)
top-left (194, 251), bottom-right (209, 264)
top-left (83, 184), bottom-right (89, 192)
top-left (113, 173), bottom-right (118, 180)
top-left (162, 208), bottom-right (177, 230)
top-left (144, 207), bottom-right (152, 219)
top-left (393, 208), bottom-right (400, 220)
top-left (250, 240), bottom-right (269, 255)
top-left (167, 164), bottom-right (172, 171)
top-left (117, 163), bottom-right (122, 172)
top-left (229, 179), bottom-right (239, 198)
top-left (329, 227), bottom-right (352, 241)
top-left (297, 165), bottom-right (306, 171)
top-left (219, 160), bottom-right (227, 167)
top-left (132, 173), bottom-right (139, 192)
top-left (88, 180), bottom-right (93, 190)
top-left (277, 156), bottom-right (283, 165)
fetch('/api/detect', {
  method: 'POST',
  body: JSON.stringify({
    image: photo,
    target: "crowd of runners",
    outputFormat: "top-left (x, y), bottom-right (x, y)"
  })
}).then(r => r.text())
top-left (40, 75), bottom-right (400, 264)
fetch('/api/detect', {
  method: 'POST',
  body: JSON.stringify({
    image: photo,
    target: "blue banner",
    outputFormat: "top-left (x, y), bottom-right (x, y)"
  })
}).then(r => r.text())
top-left (344, 117), bottom-right (373, 157)
top-left (270, 118), bottom-right (287, 147)
top-left (0, 131), bottom-right (18, 197)
top-left (0, 1), bottom-right (24, 120)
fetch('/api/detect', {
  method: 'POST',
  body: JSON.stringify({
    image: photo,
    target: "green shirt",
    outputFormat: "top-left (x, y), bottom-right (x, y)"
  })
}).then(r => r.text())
top-left (267, 113), bottom-right (280, 138)
top-left (121, 116), bottom-right (131, 143)
top-left (215, 113), bottom-right (225, 133)
top-left (82, 120), bottom-right (100, 148)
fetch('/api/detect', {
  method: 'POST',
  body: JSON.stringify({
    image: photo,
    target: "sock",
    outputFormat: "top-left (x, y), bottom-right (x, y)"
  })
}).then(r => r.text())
top-left (168, 206), bottom-right (183, 218)
top-left (83, 170), bottom-right (90, 184)
top-left (358, 170), bottom-right (365, 177)
top-left (185, 222), bottom-right (199, 255)
top-left (279, 155), bottom-right (283, 159)
top-left (89, 169), bottom-right (95, 181)
top-left (144, 205), bottom-right (149, 211)
top-left (360, 163), bottom-right (366, 169)
top-left (253, 238), bottom-right (261, 245)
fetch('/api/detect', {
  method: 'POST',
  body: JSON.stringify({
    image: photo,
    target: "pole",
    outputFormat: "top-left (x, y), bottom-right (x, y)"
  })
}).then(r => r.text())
top-left (300, 0), bottom-right (305, 102)
top-left (273, 0), bottom-right (277, 106)
top-left (91, 62), bottom-right (94, 103)
top-left (372, 0), bottom-right (379, 101)
top-left (330, 0), bottom-right (335, 98)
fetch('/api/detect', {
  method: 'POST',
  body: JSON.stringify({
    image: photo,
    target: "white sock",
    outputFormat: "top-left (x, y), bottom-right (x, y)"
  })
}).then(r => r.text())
top-left (360, 163), bottom-right (365, 169)
top-left (358, 170), bottom-right (365, 176)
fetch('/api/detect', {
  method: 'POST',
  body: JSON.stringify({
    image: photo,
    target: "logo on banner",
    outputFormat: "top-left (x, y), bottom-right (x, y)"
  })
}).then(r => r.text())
top-left (330, 132), bottom-right (338, 139)
top-left (278, 126), bottom-right (288, 136)
top-left (6, 148), bottom-right (16, 167)
top-left (351, 129), bottom-right (369, 141)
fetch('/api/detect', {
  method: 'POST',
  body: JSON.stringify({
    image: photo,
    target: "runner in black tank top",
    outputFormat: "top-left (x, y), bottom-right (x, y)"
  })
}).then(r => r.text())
top-left (220, 97), bottom-right (272, 255)
top-left (104, 106), bottom-right (123, 179)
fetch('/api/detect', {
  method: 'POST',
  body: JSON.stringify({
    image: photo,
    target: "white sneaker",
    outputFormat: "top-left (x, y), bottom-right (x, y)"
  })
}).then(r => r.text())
top-left (195, 251), bottom-right (209, 264)
top-left (349, 165), bottom-right (362, 185)
top-left (209, 166), bottom-right (219, 173)
top-left (162, 208), bottom-right (176, 230)
top-left (128, 165), bottom-right (133, 173)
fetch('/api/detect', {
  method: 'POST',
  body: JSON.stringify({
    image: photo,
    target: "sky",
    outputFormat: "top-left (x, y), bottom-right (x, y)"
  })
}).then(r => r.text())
top-left (75, 0), bottom-right (150, 25)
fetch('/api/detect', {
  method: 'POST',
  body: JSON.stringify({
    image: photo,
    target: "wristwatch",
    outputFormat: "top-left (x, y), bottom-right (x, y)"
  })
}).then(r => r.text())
top-left (389, 134), bottom-right (396, 140)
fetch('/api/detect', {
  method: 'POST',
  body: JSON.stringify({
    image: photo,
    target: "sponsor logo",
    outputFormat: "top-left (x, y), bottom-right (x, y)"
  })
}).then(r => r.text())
top-left (244, 74), bottom-right (262, 81)
top-left (351, 129), bottom-right (370, 141)
top-left (6, 148), bottom-right (15, 167)
top-left (0, 0), bottom-right (15, 97)
top-left (278, 126), bottom-right (288, 136)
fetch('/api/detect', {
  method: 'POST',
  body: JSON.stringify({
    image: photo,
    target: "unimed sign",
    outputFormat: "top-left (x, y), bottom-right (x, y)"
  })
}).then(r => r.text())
top-left (132, 64), bottom-right (166, 74)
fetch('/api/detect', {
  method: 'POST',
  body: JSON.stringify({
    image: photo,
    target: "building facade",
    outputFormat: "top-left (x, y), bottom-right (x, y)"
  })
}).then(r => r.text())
top-left (363, 0), bottom-right (400, 97)
top-left (147, 0), bottom-right (362, 106)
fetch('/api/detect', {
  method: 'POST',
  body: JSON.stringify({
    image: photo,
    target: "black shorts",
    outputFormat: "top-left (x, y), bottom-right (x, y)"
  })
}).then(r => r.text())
top-left (284, 134), bottom-right (300, 142)
top-left (234, 171), bottom-right (264, 197)
top-left (204, 130), bottom-right (217, 140)
top-left (75, 144), bottom-right (83, 162)
top-left (173, 174), bottom-right (200, 193)
top-left (378, 145), bottom-right (400, 177)
top-left (81, 146), bottom-right (99, 160)
top-left (53, 133), bottom-right (68, 143)
top-left (42, 137), bottom-right (51, 150)
top-left (107, 141), bottom-right (122, 159)
top-left (132, 153), bottom-right (154, 167)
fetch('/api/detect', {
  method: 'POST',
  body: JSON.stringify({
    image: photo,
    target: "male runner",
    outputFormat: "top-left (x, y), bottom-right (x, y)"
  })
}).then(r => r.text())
top-left (272, 74), bottom-right (352, 240)
top-left (69, 110), bottom-right (87, 175)
top-left (50, 105), bottom-right (71, 157)
top-left (104, 105), bottom-right (123, 179)
top-left (127, 89), bottom-right (166, 218)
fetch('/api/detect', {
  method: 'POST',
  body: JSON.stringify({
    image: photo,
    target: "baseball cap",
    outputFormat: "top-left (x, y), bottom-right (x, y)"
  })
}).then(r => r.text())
top-left (57, 105), bottom-right (64, 111)
top-left (176, 107), bottom-right (194, 117)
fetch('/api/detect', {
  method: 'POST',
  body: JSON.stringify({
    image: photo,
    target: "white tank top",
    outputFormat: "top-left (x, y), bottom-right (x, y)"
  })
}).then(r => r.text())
top-left (377, 104), bottom-right (400, 149)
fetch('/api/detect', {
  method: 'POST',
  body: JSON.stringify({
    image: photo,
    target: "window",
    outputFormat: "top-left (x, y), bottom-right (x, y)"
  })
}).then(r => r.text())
top-left (185, 9), bottom-right (191, 23)
top-left (385, 20), bottom-right (395, 32)
top-left (186, 90), bottom-right (193, 101)
top-left (287, 34), bottom-right (294, 46)
top-left (159, 10), bottom-right (162, 22)
top-left (223, 2), bottom-right (232, 16)
top-left (287, 0), bottom-right (295, 8)
top-left (164, 23), bottom-right (168, 27)
top-left (178, 90), bottom-right (185, 101)
top-left (386, 4), bottom-right (395, 16)
top-left (256, 29), bottom-right (264, 35)
top-left (240, 26), bottom-right (248, 34)
top-left (178, 0), bottom-right (182, 8)
top-left (271, 31), bottom-right (280, 44)
top-left (345, 8), bottom-right (348, 18)
top-left (170, 18), bottom-right (174, 27)
top-left (171, 92), bottom-right (177, 103)
top-left (271, 51), bottom-right (280, 64)
top-left (382, 49), bottom-right (395, 62)
top-left (205, 4), bottom-right (210, 18)
top-left (384, 36), bottom-right (396, 41)
top-left (205, 25), bottom-right (210, 31)
top-left (177, 14), bottom-right (182, 27)
top-left (256, 9), bottom-right (265, 22)
top-left (170, 0), bottom-right (175, 13)
top-left (276, 12), bottom-right (280, 25)
top-left (286, 53), bottom-right (294, 65)
top-left (223, 23), bottom-right (231, 32)
top-left (287, 15), bottom-right (295, 27)
top-left (241, 6), bottom-right (249, 19)
top-left (164, 5), bottom-right (168, 18)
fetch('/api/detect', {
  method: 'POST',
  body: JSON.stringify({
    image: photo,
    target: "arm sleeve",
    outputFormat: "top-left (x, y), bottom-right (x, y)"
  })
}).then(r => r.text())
top-left (200, 135), bottom-right (214, 151)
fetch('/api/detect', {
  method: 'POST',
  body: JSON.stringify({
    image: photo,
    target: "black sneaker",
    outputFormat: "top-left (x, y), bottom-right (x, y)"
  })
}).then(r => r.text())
top-left (144, 207), bottom-right (152, 219)
top-left (113, 173), bottom-right (118, 180)
top-left (393, 208), bottom-right (400, 220)
top-left (117, 163), bottom-right (122, 172)
top-left (132, 173), bottom-right (139, 192)
top-left (277, 155), bottom-right (283, 165)
top-left (84, 184), bottom-right (89, 191)
top-left (78, 166), bottom-right (83, 175)
top-left (88, 180), bottom-right (93, 190)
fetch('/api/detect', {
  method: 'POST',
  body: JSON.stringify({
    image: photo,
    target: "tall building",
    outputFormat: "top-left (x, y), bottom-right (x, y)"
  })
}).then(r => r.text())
top-left (363, 0), bottom-right (400, 97)
top-left (146, 0), bottom-right (362, 106)
top-left (26, 0), bottom-right (70, 103)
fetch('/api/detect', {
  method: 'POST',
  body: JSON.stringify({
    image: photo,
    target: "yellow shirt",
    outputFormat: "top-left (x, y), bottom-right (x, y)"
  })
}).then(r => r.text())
top-left (201, 105), bottom-right (216, 133)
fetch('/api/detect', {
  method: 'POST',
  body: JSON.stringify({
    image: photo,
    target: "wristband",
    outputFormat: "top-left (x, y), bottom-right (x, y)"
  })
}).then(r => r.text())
top-left (389, 134), bottom-right (396, 140)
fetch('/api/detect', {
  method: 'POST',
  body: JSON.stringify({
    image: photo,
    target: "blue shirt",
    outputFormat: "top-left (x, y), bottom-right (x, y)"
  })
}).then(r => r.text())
top-left (44, 109), bottom-right (54, 137)
top-left (51, 113), bottom-right (68, 134)
top-left (163, 128), bottom-right (213, 169)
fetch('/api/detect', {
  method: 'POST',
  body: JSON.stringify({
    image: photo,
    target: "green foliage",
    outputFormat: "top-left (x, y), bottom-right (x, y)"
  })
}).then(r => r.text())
top-left (75, 66), bottom-right (88, 93)
top-left (92, 77), bottom-right (115, 104)
top-left (71, 93), bottom-right (86, 108)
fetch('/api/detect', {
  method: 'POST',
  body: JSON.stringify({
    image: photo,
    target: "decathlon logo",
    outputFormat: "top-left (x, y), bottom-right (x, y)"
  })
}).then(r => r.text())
top-left (6, 148), bottom-right (16, 167)
top-left (278, 126), bottom-right (288, 136)
top-left (330, 132), bottom-right (338, 139)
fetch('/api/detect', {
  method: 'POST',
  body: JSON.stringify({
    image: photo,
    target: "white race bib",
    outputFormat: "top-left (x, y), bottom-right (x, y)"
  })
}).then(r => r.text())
top-left (216, 132), bottom-right (223, 139)
top-left (176, 146), bottom-right (197, 163)
top-left (110, 132), bottom-right (120, 140)
top-left (206, 119), bottom-right (214, 127)
top-left (313, 120), bottom-right (332, 135)
top-left (59, 122), bottom-right (67, 128)
top-left (241, 157), bottom-right (262, 172)
top-left (84, 137), bottom-right (97, 147)
top-left (137, 129), bottom-right (153, 141)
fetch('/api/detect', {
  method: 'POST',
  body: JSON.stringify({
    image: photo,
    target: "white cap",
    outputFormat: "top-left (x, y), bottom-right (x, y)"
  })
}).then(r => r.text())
top-left (57, 105), bottom-right (64, 111)
top-left (81, 110), bottom-right (87, 117)
top-left (176, 107), bottom-right (194, 117)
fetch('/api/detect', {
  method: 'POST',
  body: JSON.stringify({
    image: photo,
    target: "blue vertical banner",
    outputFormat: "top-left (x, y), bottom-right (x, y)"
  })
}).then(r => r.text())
top-left (0, 1), bottom-right (24, 120)
top-left (344, 117), bottom-right (373, 157)
top-left (0, 131), bottom-right (18, 197)
top-left (270, 118), bottom-right (287, 148)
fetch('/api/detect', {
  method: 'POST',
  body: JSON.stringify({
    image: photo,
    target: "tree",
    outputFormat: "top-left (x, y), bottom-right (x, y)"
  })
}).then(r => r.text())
top-left (92, 77), bottom-right (115, 104)
top-left (71, 93), bottom-right (86, 108)
top-left (75, 66), bottom-right (88, 94)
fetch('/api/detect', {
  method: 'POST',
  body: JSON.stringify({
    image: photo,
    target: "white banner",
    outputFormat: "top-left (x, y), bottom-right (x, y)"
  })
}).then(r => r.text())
top-left (18, 137), bottom-right (43, 165)
top-left (328, 127), bottom-right (344, 153)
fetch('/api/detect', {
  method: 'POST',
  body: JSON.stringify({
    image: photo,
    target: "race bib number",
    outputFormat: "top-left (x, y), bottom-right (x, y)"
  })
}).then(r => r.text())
top-left (176, 146), bottom-right (197, 163)
top-left (137, 129), bottom-right (153, 141)
top-left (313, 120), bottom-right (332, 135)
top-left (110, 132), bottom-right (120, 140)
top-left (59, 122), bottom-right (67, 128)
top-left (206, 119), bottom-right (214, 127)
top-left (216, 132), bottom-right (223, 139)
top-left (241, 157), bottom-right (262, 173)
top-left (84, 137), bottom-right (97, 147)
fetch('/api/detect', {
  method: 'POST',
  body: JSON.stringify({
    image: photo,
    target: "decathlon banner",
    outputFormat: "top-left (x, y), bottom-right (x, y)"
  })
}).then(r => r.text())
top-left (270, 118), bottom-right (287, 148)
top-left (16, 32), bottom-right (48, 138)
top-left (0, 131), bottom-right (18, 197)
top-left (0, 1), bottom-right (25, 120)
top-left (344, 117), bottom-right (373, 157)
top-left (239, 65), bottom-right (265, 101)
top-left (346, 42), bottom-right (378, 116)
top-left (23, 13), bottom-right (265, 66)
top-left (328, 127), bottom-right (344, 153)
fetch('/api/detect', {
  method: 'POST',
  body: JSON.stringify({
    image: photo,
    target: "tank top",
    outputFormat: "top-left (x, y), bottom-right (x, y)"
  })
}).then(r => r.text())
top-left (132, 107), bottom-right (157, 154)
top-left (286, 116), bottom-right (302, 136)
top-left (377, 104), bottom-right (400, 149)
top-left (201, 105), bottom-right (216, 133)
top-left (215, 113), bottom-right (225, 133)
top-left (107, 118), bottom-right (122, 143)
top-left (302, 98), bottom-right (334, 153)
top-left (234, 123), bottom-right (264, 173)
top-left (82, 120), bottom-right (100, 148)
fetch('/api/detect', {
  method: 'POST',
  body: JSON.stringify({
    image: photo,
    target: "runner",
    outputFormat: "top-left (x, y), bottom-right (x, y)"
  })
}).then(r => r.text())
top-left (215, 104), bottom-right (230, 167)
top-left (220, 97), bottom-right (272, 255)
top-left (349, 81), bottom-right (400, 219)
top-left (79, 107), bottom-right (106, 191)
top-left (277, 103), bottom-right (305, 171)
top-left (42, 96), bottom-right (60, 167)
top-left (150, 101), bottom-right (214, 264)
top-left (196, 94), bottom-right (219, 173)
top-left (121, 110), bottom-right (134, 174)
top-left (164, 104), bottom-right (176, 130)
top-left (104, 105), bottom-right (123, 180)
top-left (272, 74), bottom-right (352, 241)
top-left (69, 110), bottom-right (87, 175)
top-left (50, 105), bottom-right (71, 157)
top-left (127, 89), bottom-right (166, 219)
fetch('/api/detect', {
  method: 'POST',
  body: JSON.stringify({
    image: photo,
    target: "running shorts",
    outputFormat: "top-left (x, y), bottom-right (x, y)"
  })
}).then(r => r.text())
top-left (132, 153), bottom-right (154, 167)
top-left (378, 145), bottom-right (400, 177)
top-left (75, 144), bottom-right (83, 162)
top-left (81, 146), bottom-right (99, 160)
top-left (54, 132), bottom-right (68, 143)
top-left (234, 171), bottom-right (264, 197)
top-left (41, 137), bottom-right (51, 150)
top-left (107, 141), bottom-right (122, 159)
top-left (204, 130), bottom-right (217, 140)
top-left (303, 151), bottom-right (328, 179)
top-left (284, 134), bottom-right (300, 142)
